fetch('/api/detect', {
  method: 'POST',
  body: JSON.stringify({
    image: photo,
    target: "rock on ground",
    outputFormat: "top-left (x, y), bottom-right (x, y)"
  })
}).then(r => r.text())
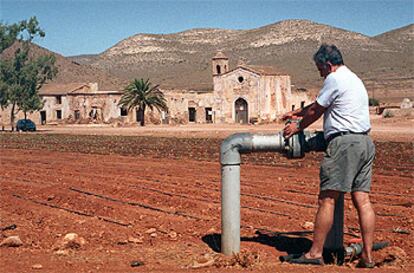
top-left (54, 233), bottom-right (86, 251)
top-left (0, 236), bottom-right (23, 247)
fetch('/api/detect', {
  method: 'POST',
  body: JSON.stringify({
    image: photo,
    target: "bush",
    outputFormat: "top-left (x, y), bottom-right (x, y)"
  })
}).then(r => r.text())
top-left (382, 109), bottom-right (394, 118)
top-left (369, 98), bottom-right (380, 106)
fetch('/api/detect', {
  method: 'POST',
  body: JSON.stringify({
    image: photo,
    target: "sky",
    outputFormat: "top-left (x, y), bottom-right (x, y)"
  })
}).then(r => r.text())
top-left (1, 0), bottom-right (413, 57)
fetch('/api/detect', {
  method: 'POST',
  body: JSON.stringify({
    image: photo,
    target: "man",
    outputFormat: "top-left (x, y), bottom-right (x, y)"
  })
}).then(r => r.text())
top-left (282, 44), bottom-right (376, 268)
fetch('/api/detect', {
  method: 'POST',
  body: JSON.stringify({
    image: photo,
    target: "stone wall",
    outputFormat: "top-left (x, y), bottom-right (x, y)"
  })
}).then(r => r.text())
top-left (163, 89), bottom-right (215, 124)
top-left (65, 93), bottom-right (133, 124)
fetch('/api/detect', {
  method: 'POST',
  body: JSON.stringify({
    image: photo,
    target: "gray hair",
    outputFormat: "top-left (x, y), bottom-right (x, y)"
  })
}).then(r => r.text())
top-left (313, 44), bottom-right (344, 65)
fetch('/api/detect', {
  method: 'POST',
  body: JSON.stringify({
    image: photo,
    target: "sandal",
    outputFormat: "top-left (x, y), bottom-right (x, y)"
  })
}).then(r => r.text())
top-left (288, 254), bottom-right (324, 266)
top-left (356, 258), bottom-right (375, 268)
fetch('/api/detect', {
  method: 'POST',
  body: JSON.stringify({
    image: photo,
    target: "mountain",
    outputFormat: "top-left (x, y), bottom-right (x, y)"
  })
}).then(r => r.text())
top-left (68, 20), bottom-right (413, 102)
top-left (373, 24), bottom-right (413, 51)
top-left (1, 42), bottom-right (126, 91)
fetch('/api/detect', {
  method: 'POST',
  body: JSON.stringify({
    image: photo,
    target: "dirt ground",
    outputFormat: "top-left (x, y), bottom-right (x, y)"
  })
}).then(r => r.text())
top-left (15, 114), bottom-right (413, 142)
top-left (0, 118), bottom-right (413, 272)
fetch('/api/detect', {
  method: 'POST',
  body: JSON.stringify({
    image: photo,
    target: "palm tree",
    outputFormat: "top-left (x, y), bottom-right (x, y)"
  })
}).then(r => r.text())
top-left (118, 78), bottom-right (168, 126)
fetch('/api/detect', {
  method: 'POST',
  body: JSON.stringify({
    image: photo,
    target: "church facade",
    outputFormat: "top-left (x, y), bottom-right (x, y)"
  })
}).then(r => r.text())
top-left (212, 52), bottom-right (293, 123)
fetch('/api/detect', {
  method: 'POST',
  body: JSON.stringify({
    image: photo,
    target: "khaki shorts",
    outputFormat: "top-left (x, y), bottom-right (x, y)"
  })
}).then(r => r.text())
top-left (320, 134), bottom-right (375, 193)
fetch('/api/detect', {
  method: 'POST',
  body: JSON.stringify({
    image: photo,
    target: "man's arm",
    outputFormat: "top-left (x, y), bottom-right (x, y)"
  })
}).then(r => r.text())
top-left (282, 103), bottom-right (314, 120)
top-left (283, 102), bottom-right (326, 138)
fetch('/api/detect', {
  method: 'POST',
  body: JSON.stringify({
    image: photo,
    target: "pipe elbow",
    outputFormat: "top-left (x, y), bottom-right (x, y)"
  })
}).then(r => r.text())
top-left (220, 133), bottom-right (253, 165)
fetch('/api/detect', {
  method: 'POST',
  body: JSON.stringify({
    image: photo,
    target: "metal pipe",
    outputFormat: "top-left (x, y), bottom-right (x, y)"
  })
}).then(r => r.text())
top-left (220, 133), bottom-right (284, 255)
top-left (220, 131), bottom-right (343, 256)
top-left (221, 165), bottom-right (241, 255)
top-left (345, 241), bottom-right (389, 257)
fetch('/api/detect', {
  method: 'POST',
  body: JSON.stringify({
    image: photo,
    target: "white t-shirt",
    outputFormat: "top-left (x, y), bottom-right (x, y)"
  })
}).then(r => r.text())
top-left (316, 66), bottom-right (371, 139)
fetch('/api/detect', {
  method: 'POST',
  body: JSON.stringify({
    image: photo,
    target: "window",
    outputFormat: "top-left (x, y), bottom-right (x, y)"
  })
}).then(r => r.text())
top-left (301, 101), bottom-right (305, 109)
top-left (56, 110), bottom-right (62, 120)
top-left (89, 107), bottom-right (98, 119)
top-left (216, 65), bottom-right (221, 75)
top-left (120, 107), bottom-right (128, 117)
top-left (238, 76), bottom-right (244, 83)
top-left (205, 107), bottom-right (213, 123)
top-left (292, 105), bottom-right (295, 111)
top-left (161, 111), bottom-right (169, 125)
top-left (56, 96), bottom-right (62, 104)
top-left (74, 110), bottom-right (80, 120)
top-left (188, 107), bottom-right (196, 122)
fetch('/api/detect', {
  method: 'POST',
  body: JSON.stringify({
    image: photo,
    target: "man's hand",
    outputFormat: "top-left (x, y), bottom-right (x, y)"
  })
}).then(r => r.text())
top-left (283, 121), bottom-right (301, 139)
top-left (283, 102), bottom-right (326, 139)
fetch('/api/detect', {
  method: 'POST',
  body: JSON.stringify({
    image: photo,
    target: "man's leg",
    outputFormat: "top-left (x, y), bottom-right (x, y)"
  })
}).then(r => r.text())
top-left (306, 190), bottom-right (340, 258)
top-left (352, 191), bottom-right (375, 263)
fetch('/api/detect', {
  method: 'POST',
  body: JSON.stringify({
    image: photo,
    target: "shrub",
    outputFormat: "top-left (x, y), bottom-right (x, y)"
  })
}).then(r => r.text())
top-left (382, 109), bottom-right (394, 118)
top-left (369, 98), bottom-right (380, 106)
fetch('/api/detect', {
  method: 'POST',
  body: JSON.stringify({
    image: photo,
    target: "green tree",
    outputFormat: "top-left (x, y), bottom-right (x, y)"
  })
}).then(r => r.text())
top-left (0, 17), bottom-right (57, 130)
top-left (118, 78), bottom-right (168, 126)
top-left (0, 17), bottom-right (45, 53)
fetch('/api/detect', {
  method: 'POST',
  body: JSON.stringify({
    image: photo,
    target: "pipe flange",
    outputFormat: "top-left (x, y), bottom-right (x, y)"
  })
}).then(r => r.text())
top-left (285, 132), bottom-right (305, 158)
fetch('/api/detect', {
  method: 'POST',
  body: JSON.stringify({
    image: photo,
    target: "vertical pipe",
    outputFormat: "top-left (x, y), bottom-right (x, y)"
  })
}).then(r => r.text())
top-left (325, 193), bottom-right (344, 263)
top-left (221, 165), bottom-right (241, 255)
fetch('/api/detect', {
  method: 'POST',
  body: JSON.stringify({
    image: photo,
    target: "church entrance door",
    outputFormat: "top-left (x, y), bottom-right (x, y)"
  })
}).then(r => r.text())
top-left (235, 98), bottom-right (248, 124)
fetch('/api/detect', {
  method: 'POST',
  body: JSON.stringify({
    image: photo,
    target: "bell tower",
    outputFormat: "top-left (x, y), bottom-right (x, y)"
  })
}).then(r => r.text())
top-left (212, 51), bottom-right (229, 77)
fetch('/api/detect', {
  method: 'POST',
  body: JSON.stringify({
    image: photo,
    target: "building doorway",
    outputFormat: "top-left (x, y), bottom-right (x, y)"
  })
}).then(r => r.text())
top-left (40, 111), bottom-right (46, 125)
top-left (188, 107), bottom-right (196, 122)
top-left (136, 108), bottom-right (143, 123)
top-left (235, 98), bottom-right (248, 124)
top-left (74, 110), bottom-right (80, 120)
top-left (56, 110), bottom-right (62, 120)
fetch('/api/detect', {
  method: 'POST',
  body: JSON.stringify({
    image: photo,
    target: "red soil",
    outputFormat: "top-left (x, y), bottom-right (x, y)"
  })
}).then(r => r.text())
top-left (0, 132), bottom-right (412, 272)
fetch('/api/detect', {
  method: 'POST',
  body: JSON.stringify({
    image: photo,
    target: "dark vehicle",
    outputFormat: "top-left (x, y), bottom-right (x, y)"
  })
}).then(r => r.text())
top-left (16, 119), bottom-right (36, 132)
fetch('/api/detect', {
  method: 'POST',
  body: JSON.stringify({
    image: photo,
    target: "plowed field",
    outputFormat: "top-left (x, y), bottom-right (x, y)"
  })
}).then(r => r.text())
top-left (0, 133), bottom-right (413, 272)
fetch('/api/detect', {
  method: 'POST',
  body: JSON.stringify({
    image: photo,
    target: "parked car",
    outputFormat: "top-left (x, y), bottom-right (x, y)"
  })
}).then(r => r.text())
top-left (16, 119), bottom-right (36, 132)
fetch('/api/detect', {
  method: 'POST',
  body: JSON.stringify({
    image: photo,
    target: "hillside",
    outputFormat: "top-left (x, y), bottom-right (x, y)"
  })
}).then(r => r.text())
top-left (1, 42), bottom-right (126, 91)
top-left (373, 24), bottom-right (414, 51)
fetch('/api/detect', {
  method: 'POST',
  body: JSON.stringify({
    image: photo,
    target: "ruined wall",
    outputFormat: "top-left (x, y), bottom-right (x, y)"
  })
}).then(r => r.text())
top-left (259, 75), bottom-right (292, 122)
top-left (163, 90), bottom-right (215, 124)
top-left (42, 96), bottom-right (66, 122)
top-left (65, 93), bottom-right (130, 124)
top-left (0, 96), bottom-right (62, 126)
top-left (0, 92), bottom-right (139, 127)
